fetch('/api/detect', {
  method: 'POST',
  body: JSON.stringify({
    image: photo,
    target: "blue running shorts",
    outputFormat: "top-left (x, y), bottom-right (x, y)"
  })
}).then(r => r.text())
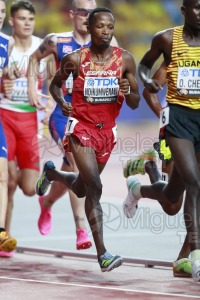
top-left (0, 119), bottom-right (7, 158)
top-left (49, 112), bottom-right (69, 165)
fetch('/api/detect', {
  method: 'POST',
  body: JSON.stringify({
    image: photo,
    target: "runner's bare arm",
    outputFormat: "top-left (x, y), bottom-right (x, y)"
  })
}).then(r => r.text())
top-left (143, 62), bottom-right (166, 118)
top-left (120, 50), bottom-right (140, 110)
top-left (138, 29), bottom-right (173, 93)
top-left (27, 34), bottom-right (57, 109)
top-left (49, 51), bottom-right (79, 117)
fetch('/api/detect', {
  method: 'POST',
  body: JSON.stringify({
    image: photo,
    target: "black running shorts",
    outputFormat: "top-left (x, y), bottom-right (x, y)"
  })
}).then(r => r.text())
top-left (166, 104), bottom-right (200, 152)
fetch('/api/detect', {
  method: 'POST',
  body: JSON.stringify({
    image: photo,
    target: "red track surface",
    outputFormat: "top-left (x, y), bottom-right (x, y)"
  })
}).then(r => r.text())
top-left (2, 122), bottom-right (200, 299)
top-left (0, 251), bottom-right (200, 300)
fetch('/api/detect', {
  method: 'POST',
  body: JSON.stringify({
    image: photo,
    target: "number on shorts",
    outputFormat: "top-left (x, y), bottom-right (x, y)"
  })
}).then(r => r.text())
top-left (65, 117), bottom-right (78, 135)
top-left (159, 107), bottom-right (169, 128)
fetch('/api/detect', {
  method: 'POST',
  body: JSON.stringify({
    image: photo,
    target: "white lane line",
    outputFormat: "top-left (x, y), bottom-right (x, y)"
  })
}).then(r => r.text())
top-left (0, 276), bottom-right (199, 298)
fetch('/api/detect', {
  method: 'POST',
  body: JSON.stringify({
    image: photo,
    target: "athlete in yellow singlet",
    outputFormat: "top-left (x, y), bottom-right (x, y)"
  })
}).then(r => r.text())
top-left (124, 0), bottom-right (200, 282)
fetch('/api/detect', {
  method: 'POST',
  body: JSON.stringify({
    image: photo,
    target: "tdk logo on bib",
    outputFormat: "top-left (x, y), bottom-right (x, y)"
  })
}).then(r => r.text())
top-left (86, 78), bottom-right (118, 87)
top-left (87, 78), bottom-right (95, 86)
top-left (84, 76), bottom-right (119, 104)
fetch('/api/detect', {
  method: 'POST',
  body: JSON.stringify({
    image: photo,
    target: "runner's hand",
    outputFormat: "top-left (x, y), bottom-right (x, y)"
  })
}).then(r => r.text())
top-left (28, 90), bottom-right (49, 110)
top-left (118, 78), bottom-right (130, 95)
top-left (61, 102), bottom-right (73, 116)
top-left (1, 78), bottom-right (14, 99)
top-left (144, 79), bottom-right (163, 93)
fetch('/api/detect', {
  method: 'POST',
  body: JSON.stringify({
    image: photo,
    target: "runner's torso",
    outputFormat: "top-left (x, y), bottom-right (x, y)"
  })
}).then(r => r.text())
top-left (72, 46), bottom-right (124, 126)
top-left (0, 35), bottom-right (43, 112)
top-left (166, 26), bottom-right (200, 109)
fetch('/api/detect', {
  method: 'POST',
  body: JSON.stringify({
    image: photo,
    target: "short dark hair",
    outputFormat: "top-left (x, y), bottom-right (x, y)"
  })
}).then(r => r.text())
top-left (88, 7), bottom-right (113, 27)
top-left (10, 0), bottom-right (36, 16)
top-left (182, 0), bottom-right (190, 6)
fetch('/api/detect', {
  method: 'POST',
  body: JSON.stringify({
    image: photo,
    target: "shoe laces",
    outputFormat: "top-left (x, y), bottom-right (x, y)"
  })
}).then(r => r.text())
top-left (100, 251), bottom-right (113, 260)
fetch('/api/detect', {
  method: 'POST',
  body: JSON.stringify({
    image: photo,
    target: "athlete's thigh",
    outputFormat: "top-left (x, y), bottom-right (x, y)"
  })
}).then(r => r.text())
top-left (0, 157), bottom-right (8, 181)
top-left (65, 152), bottom-right (77, 171)
top-left (166, 132), bottom-right (200, 182)
top-left (19, 168), bottom-right (39, 193)
top-left (69, 135), bottom-right (102, 185)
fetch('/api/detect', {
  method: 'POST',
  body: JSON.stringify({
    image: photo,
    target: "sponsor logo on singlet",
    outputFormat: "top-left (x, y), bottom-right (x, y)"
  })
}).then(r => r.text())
top-left (62, 45), bottom-right (73, 53)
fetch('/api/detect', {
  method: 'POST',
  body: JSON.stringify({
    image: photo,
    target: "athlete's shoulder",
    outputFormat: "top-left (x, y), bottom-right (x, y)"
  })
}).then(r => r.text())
top-left (31, 35), bottom-right (43, 44)
top-left (113, 46), bottom-right (125, 56)
top-left (121, 47), bottom-right (132, 55)
top-left (0, 31), bottom-right (10, 41)
top-left (154, 27), bottom-right (175, 39)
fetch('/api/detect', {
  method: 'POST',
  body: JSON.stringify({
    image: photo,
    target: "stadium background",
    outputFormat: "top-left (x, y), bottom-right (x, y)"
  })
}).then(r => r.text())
top-left (3, 0), bottom-right (183, 121)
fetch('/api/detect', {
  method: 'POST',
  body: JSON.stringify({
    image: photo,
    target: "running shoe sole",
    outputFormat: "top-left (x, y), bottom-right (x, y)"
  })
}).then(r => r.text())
top-left (77, 241), bottom-right (92, 250)
top-left (36, 161), bottom-right (55, 196)
top-left (101, 256), bottom-right (123, 272)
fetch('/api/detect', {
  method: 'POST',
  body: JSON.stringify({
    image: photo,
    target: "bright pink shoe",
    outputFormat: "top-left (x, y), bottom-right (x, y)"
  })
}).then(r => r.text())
top-left (38, 196), bottom-right (52, 235)
top-left (76, 229), bottom-right (92, 250)
top-left (0, 250), bottom-right (14, 258)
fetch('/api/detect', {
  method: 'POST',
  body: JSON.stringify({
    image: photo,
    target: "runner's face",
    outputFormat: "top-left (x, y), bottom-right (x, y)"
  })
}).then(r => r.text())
top-left (71, 0), bottom-right (96, 35)
top-left (0, 1), bottom-right (6, 30)
top-left (182, 0), bottom-right (200, 30)
top-left (9, 9), bottom-right (35, 38)
top-left (89, 12), bottom-right (114, 49)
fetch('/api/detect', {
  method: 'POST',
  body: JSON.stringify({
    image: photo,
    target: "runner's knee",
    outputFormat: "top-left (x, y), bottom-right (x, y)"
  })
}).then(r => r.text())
top-left (20, 183), bottom-right (36, 196)
top-left (87, 179), bottom-right (103, 200)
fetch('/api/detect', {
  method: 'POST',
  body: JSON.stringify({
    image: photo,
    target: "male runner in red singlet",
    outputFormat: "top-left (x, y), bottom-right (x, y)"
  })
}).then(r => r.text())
top-left (28, 0), bottom-right (118, 250)
top-left (35, 7), bottom-right (140, 272)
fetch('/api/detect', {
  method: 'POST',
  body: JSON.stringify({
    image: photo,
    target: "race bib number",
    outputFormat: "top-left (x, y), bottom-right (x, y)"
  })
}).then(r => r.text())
top-left (11, 77), bottom-right (29, 102)
top-left (177, 66), bottom-right (200, 96)
top-left (65, 117), bottom-right (78, 135)
top-left (159, 107), bottom-right (169, 128)
top-left (84, 76), bottom-right (119, 104)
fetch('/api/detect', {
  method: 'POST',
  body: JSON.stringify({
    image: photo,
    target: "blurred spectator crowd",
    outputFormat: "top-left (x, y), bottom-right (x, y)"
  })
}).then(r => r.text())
top-left (3, 0), bottom-right (183, 65)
